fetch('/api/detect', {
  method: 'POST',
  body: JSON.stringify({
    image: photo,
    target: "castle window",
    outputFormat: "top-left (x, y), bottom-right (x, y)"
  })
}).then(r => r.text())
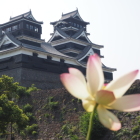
top-left (74, 23), bottom-right (76, 27)
top-left (80, 25), bottom-right (82, 28)
top-left (30, 25), bottom-right (33, 30)
top-left (6, 27), bottom-right (11, 32)
top-left (47, 56), bottom-right (52, 60)
top-left (77, 24), bottom-right (79, 28)
top-left (60, 59), bottom-right (65, 63)
top-left (26, 24), bottom-right (29, 29)
top-left (12, 25), bottom-right (18, 30)
top-left (35, 27), bottom-right (38, 32)
top-left (33, 52), bottom-right (38, 57)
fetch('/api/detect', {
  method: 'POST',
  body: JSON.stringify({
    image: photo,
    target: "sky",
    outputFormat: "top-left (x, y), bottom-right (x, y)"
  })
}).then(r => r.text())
top-left (0, 0), bottom-right (140, 80)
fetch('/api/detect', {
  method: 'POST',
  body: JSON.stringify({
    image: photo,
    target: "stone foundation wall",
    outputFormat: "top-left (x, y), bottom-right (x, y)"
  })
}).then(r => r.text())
top-left (0, 68), bottom-right (63, 89)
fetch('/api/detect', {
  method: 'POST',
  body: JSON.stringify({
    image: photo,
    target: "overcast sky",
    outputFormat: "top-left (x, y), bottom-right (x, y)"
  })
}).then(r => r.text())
top-left (0, 0), bottom-right (140, 80)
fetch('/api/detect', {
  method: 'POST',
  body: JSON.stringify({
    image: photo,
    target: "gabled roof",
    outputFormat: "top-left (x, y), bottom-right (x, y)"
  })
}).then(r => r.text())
top-left (41, 42), bottom-right (70, 57)
top-left (9, 10), bottom-right (43, 24)
top-left (5, 32), bottom-right (22, 45)
top-left (48, 27), bottom-right (70, 43)
top-left (50, 9), bottom-right (89, 25)
top-left (76, 45), bottom-right (91, 59)
top-left (61, 9), bottom-right (79, 20)
top-left (72, 28), bottom-right (85, 38)
top-left (55, 27), bottom-right (69, 38)
top-left (72, 28), bottom-right (92, 43)
top-left (0, 31), bottom-right (71, 59)
top-left (0, 31), bottom-right (21, 48)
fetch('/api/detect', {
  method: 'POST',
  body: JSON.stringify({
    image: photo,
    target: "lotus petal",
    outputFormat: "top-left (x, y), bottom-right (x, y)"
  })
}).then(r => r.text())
top-left (69, 68), bottom-right (86, 85)
top-left (60, 73), bottom-right (91, 100)
top-left (110, 94), bottom-right (140, 112)
top-left (86, 54), bottom-right (104, 96)
top-left (105, 70), bottom-right (139, 98)
top-left (96, 90), bottom-right (115, 105)
top-left (97, 105), bottom-right (121, 131)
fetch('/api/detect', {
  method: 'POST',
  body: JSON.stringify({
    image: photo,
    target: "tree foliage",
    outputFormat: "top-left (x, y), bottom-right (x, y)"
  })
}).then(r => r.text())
top-left (0, 94), bottom-right (29, 133)
top-left (0, 75), bottom-right (19, 100)
top-left (0, 75), bottom-right (38, 133)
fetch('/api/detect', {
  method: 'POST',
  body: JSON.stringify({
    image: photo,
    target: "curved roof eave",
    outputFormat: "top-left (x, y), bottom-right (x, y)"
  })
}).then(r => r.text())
top-left (102, 63), bottom-right (117, 71)
top-left (5, 32), bottom-right (22, 46)
top-left (48, 27), bottom-right (69, 43)
top-left (9, 10), bottom-right (43, 24)
top-left (76, 45), bottom-right (91, 60)
top-left (0, 18), bottom-right (43, 27)
top-left (55, 27), bottom-right (70, 38)
top-left (72, 28), bottom-right (85, 38)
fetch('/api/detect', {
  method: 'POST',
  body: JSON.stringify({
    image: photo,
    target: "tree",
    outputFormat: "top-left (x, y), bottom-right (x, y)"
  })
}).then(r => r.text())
top-left (0, 94), bottom-right (29, 133)
top-left (0, 75), bottom-right (38, 135)
top-left (0, 75), bottom-right (19, 100)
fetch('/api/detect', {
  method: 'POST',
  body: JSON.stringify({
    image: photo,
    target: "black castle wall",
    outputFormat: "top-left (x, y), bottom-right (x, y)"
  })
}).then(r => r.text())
top-left (0, 54), bottom-right (113, 89)
top-left (0, 68), bottom-right (62, 89)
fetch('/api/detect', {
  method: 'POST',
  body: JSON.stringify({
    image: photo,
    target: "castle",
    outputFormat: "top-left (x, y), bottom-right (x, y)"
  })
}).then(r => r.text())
top-left (0, 9), bottom-right (116, 89)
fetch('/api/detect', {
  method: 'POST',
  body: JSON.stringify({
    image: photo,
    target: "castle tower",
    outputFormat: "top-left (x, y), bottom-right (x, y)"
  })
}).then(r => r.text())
top-left (0, 10), bottom-right (44, 47)
top-left (48, 9), bottom-right (116, 82)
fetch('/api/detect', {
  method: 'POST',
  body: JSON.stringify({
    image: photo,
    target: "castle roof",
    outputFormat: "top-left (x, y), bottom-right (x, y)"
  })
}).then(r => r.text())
top-left (9, 10), bottom-right (43, 24)
top-left (0, 31), bottom-right (72, 59)
top-left (61, 9), bottom-right (79, 20)
top-left (50, 9), bottom-right (89, 25)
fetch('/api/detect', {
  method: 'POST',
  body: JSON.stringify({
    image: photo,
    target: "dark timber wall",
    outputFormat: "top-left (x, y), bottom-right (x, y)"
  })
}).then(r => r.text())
top-left (0, 54), bottom-right (113, 89)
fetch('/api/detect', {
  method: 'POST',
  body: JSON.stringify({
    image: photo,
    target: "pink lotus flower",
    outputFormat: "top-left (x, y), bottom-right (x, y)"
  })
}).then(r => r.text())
top-left (60, 54), bottom-right (140, 131)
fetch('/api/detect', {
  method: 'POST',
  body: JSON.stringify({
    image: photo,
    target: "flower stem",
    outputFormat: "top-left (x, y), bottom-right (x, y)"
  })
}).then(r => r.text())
top-left (86, 103), bottom-right (98, 140)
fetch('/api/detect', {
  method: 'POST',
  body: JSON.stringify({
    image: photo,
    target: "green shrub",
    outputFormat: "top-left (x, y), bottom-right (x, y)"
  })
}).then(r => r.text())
top-left (60, 123), bottom-right (79, 139)
top-left (79, 112), bottom-right (107, 139)
top-left (73, 108), bottom-right (77, 111)
top-left (48, 101), bottom-right (58, 110)
top-left (132, 125), bottom-right (139, 134)
top-left (126, 113), bottom-right (131, 117)
top-left (23, 103), bottom-right (32, 113)
top-left (26, 112), bottom-right (35, 121)
top-left (48, 96), bottom-right (53, 101)
top-left (20, 130), bottom-right (26, 137)
top-left (122, 128), bottom-right (130, 135)
top-left (16, 86), bottom-right (29, 97)
top-left (26, 84), bottom-right (38, 93)
top-left (32, 131), bottom-right (38, 136)
top-left (132, 135), bottom-right (138, 139)
top-left (16, 84), bottom-right (38, 98)
top-left (44, 113), bottom-right (50, 118)
top-left (61, 124), bottom-right (71, 136)
top-left (25, 124), bottom-right (38, 135)
top-left (70, 135), bottom-right (79, 140)
top-left (58, 136), bottom-right (63, 139)
top-left (43, 96), bottom-right (59, 110)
